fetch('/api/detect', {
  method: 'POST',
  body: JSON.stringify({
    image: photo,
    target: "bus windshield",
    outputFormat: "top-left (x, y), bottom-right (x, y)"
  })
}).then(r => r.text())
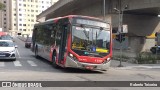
top-left (71, 25), bottom-right (110, 57)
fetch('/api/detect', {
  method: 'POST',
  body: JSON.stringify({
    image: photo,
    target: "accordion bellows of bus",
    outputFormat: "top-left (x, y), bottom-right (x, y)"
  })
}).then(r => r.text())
top-left (31, 15), bottom-right (112, 71)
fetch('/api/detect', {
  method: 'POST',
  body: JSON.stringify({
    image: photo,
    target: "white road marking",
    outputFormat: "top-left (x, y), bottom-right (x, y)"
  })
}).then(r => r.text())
top-left (27, 60), bottom-right (37, 66)
top-left (116, 65), bottom-right (160, 69)
top-left (13, 61), bottom-right (22, 66)
top-left (0, 62), bottom-right (4, 67)
top-left (151, 66), bottom-right (160, 69)
top-left (16, 48), bottom-right (21, 58)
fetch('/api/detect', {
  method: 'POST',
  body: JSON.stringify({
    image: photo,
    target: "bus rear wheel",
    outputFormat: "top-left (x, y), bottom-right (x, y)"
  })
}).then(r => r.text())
top-left (52, 55), bottom-right (59, 68)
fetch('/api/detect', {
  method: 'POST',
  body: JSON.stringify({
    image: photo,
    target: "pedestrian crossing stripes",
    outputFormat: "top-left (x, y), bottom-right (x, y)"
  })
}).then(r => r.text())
top-left (0, 60), bottom-right (39, 67)
top-left (14, 61), bottom-right (22, 66)
top-left (27, 60), bottom-right (37, 66)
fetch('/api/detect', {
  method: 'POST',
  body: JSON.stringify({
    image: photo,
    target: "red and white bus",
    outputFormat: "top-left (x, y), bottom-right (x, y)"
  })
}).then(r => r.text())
top-left (31, 15), bottom-right (112, 71)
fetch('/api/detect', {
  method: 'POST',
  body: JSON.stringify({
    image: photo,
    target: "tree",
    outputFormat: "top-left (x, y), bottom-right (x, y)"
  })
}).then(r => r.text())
top-left (0, 2), bottom-right (5, 10)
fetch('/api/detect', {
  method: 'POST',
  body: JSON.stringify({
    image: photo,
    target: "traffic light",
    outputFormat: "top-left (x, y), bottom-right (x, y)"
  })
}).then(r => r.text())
top-left (121, 33), bottom-right (125, 42)
top-left (155, 32), bottom-right (157, 37)
top-left (115, 34), bottom-right (121, 42)
top-left (115, 33), bottom-right (126, 43)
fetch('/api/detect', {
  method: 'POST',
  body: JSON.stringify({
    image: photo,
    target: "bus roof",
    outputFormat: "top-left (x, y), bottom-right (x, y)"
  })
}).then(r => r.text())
top-left (35, 15), bottom-right (106, 26)
top-left (46, 15), bottom-right (105, 22)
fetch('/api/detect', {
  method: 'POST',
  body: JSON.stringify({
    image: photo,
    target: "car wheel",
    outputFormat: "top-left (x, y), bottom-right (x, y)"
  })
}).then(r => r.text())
top-left (28, 45), bottom-right (31, 48)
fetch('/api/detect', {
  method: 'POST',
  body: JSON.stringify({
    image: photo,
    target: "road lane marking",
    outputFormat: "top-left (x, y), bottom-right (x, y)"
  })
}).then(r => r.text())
top-left (16, 48), bottom-right (21, 58)
top-left (13, 61), bottom-right (22, 66)
top-left (115, 65), bottom-right (160, 70)
top-left (152, 66), bottom-right (160, 68)
top-left (27, 60), bottom-right (37, 66)
top-left (0, 62), bottom-right (4, 67)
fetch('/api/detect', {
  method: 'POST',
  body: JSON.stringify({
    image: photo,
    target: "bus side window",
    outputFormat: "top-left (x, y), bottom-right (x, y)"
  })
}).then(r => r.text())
top-left (36, 27), bottom-right (43, 43)
top-left (32, 28), bottom-right (37, 41)
top-left (43, 24), bottom-right (52, 45)
top-left (50, 26), bottom-right (56, 44)
top-left (38, 25), bottom-right (45, 44)
top-left (55, 26), bottom-right (61, 45)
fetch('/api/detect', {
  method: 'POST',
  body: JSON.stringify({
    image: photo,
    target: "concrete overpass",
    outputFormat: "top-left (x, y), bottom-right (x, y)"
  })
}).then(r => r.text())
top-left (37, 0), bottom-right (160, 54)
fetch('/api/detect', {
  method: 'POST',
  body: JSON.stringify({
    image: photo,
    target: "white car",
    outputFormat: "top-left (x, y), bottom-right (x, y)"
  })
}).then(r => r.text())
top-left (0, 40), bottom-right (17, 60)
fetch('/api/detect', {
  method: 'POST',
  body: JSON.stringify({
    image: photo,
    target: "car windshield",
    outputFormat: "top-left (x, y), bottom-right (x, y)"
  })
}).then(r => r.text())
top-left (0, 41), bottom-right (14, 47)
top-left (71, 25), bottom-right (110, 57)
top-left (0, 35), bottom-right (12, 40)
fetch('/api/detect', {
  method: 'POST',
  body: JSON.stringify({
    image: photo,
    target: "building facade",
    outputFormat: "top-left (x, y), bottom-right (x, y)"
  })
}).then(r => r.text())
top-left (0, 0), bottom-right (58, 36)
top-left (0, 0), bottom-right (11, 33)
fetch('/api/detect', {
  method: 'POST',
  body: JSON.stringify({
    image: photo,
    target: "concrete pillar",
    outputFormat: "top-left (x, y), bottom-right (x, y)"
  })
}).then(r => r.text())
top-left (112, 13), bottom-right (160, 53)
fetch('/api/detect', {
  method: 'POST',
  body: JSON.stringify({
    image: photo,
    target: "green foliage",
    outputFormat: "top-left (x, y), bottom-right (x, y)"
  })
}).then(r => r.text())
top-left (0, 2), bottom-right (5, 10)
top-left (112, 54), bottom-right (130, 61)
top-left (135, 52), bottom-right (160, 64)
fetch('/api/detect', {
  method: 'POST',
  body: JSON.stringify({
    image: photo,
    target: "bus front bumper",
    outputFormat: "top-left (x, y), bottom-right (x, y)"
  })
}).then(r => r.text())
top-left (65, 56), bottom-right (111, 71)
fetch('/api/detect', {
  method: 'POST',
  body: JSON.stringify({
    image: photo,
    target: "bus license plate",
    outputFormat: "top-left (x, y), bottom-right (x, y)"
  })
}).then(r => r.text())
top-left (85, 65), bottom-right (94, 70)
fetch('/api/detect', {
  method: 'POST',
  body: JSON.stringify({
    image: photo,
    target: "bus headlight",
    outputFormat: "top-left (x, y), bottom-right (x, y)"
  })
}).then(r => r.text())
top-left (107, 58), bottom-right (111, 61)
top-left (69, 53), bottom-right (73, 57)
top-left (103, 58), bottom-right (111, 64)
top-left (68, 53), bottom-right (78, 61)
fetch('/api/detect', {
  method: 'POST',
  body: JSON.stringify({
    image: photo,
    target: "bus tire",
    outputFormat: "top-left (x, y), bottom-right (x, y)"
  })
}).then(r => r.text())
top-left (52, 55), bottom-right (59, 68)
top-left (35, 47), bottom-right (39, 58)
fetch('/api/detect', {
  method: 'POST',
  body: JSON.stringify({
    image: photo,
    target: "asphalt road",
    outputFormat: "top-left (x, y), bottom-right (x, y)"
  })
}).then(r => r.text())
top-left (0, 37), bottom-right (160, 90)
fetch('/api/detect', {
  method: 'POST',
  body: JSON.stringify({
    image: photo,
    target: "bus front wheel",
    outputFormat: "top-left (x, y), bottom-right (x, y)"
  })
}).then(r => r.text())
top-left (52, 55), bottom-right (59, 68)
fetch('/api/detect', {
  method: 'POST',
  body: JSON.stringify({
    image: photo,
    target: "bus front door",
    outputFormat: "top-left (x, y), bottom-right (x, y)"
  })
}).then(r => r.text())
top-left (58, 25), bottom-right (68, 64)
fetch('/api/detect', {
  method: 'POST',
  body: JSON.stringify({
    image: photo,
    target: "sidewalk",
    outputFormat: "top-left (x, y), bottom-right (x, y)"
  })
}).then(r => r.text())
top-left (110, 60), bottom-right (160, 69)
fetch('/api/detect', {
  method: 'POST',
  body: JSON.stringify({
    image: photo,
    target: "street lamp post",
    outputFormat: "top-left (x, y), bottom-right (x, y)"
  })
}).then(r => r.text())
top-left (103, 0), bottom-right (106, 21)
top-left (103, 0), bottom-right (106, 20)
top-left (113, 8), bottom-right (122, 32)
top-left (114, 7), bottom-right (124, 67)
top-left (114, 0), bottom-right (129, 67)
